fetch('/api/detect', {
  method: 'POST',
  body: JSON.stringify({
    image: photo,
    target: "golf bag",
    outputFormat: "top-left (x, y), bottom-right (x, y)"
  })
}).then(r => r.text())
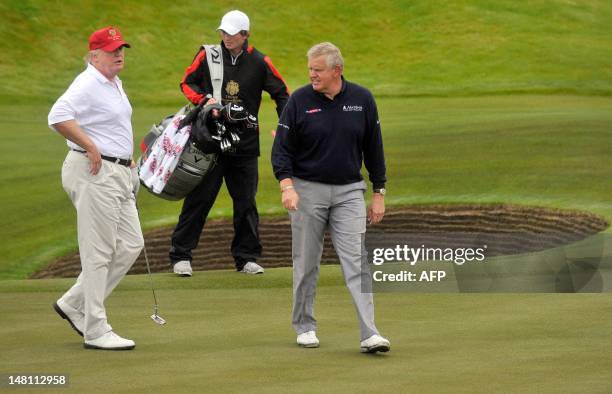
top-left (137, 105), bottom-right (217, 201)
top-left (137, 103), bottom-right (258, 201)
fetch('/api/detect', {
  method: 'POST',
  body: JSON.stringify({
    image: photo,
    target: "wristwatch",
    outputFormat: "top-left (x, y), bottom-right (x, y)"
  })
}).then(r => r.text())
top-left (373, 188), bottom-right (386, 196)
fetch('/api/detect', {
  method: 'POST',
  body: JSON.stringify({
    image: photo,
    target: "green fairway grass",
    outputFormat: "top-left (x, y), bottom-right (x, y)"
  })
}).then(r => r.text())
top-left (1, 266), bottom-right (611, 392)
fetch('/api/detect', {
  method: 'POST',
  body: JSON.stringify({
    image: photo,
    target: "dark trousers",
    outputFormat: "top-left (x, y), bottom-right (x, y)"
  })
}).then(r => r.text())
top-left (169, 155), bottom-right (261, 270)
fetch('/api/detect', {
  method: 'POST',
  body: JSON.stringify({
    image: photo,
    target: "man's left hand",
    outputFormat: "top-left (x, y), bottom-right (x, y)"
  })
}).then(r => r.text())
top-left (130, 160), bottom-right (140, 197)
top-left (367, 193), bottom-right (385, 225)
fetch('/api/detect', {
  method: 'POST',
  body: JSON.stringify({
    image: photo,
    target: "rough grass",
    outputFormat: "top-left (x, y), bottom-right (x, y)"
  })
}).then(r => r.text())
top-left (1, 0), bottom-right (612, 105)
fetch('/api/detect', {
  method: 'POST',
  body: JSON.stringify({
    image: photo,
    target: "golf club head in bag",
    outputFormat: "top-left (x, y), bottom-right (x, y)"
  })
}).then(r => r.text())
top-left (190, 103), bottom-right (227, 152)
top-left (223, 104), bottom-right (257, 146)
top-left (223, 103), bottom-right (258, 129)
top-left (190, 103), bottom-right (258, 153)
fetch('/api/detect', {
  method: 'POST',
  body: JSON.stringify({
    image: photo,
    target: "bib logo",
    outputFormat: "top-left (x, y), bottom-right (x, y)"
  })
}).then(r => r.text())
top-left (225, 80), bottom-right (240, 96)
top-left (210, 47), bottom-right (221, 64)
top-left (343, 105), bottom-right (363, 112)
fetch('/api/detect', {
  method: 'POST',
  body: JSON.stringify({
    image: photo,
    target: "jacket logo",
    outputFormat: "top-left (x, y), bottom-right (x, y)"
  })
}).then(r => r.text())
top-left (211, 47), bottom-right (221, 64)
top-left (343, 105), bottom-right (363, 112)
top-left (305, 108), bottom-right (322, 114)
top-left (225, 80), bottom-right (240, 96)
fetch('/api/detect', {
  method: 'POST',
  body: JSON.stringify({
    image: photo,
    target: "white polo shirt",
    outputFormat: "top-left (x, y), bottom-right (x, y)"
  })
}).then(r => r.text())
top-left (48, 63), bottom-right (133, 159)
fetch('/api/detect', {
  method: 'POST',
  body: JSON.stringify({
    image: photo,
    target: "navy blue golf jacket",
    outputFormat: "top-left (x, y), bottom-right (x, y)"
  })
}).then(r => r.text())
top-left (272, 78), bottom-right (386, 189)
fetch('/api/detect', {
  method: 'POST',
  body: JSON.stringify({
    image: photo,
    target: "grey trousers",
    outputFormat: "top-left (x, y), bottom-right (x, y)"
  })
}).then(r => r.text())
top-left (290, 178), bottom-right (379, 341)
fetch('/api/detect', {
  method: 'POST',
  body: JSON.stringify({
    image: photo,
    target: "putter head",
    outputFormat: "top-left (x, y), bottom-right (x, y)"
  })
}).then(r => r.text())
top-left (151, 314), bottom-right (166, 325)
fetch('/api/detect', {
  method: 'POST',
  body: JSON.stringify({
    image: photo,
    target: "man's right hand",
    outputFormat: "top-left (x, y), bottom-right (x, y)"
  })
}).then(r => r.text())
top-left (203, 97), bottom-right (221, 118)
top-left (204, 97), bottom-right (217, 106)
top-left (85, 146), bottom-right (102, 175)
top-left (52, 119), bottom-right (102, 175)
top-left (282, 188), bottom-right (299, 211)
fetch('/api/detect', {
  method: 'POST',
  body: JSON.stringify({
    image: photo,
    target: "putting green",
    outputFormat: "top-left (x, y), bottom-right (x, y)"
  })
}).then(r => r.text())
top-left (1, 266), bottom-right (611, 392)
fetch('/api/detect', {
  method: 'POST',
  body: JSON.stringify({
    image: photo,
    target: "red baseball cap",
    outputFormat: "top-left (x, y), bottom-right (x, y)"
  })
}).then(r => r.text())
top-left (88, 26), bottom-right (131, 52)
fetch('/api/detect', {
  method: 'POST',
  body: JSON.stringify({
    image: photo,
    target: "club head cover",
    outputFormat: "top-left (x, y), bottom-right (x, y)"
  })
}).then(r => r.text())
top-left (223, 103), bottom-right (258, 130)
top-left (191, 103), bottom-right (224, 151)
top-left (178, 101), bottom-right (205, 130)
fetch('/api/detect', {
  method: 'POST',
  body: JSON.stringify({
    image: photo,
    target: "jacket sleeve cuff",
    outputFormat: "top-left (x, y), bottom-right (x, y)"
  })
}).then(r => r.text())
top-left (276, 172), bottom-right (292, 182)
top-left (372, 182), bottom-right (385, 190)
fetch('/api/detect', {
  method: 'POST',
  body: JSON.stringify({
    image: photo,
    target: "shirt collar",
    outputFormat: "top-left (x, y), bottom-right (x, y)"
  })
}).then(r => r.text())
top-left (339, 76), bottom-right (347, 95)
top-left (313, 76), bottom-right (347, 101)
top-left (221, 40), bottom-right (249, 62)
top-left (86, 63), bottom-right (121, 86)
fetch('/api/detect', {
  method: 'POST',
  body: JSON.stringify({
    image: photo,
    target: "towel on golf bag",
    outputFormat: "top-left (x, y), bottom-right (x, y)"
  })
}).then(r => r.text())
top-left (139, 115), bottom-right (192, 194)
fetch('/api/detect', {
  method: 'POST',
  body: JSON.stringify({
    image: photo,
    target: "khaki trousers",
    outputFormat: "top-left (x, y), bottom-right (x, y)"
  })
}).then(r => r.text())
top-left (59, 151), bottom-right (143, 340)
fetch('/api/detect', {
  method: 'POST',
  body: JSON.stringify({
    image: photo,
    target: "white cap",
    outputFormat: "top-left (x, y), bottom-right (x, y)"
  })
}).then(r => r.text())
top-left (217, 10), bottom-right (250, 35)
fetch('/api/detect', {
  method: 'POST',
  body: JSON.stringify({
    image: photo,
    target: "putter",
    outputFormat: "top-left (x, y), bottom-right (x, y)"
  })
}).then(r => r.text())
top-left (135, 201), bottom-right (166, 325)
top-left (142, 236), bottom-right (166, 325)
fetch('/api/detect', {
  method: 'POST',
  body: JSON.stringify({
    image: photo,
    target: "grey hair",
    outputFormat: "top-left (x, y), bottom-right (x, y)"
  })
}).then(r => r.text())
top-left (83, 49), bottom-right (101, 66)
top-left (307, 42), bottom-right (344, 69)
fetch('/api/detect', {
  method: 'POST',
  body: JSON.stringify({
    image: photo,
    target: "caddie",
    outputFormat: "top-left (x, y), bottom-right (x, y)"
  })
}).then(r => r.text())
top-left (170, 10), bottom-right (289, 276)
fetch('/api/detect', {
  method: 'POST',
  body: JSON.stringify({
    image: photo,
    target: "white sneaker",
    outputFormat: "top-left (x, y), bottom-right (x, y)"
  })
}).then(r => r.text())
top-left (240, 261), bottom-right (264, 274)
top-left (297, 331), bottom-right (319, 348)
top-left (360, 334), bottom-right (390, 353)
top-left (173, 260), bottom-right (192, 277)
top-left (84, 331), bottom-right (135, 350)
top-left (53, 300), bottom-right (84, 337)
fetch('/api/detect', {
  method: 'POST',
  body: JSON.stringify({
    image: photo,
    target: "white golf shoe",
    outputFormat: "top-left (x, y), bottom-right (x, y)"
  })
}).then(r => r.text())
top-left (360, 334), bottom-right (390, 353)
top-left (53, 299), bottom-right (84, 337)
top-left (173, 260), bottom-right (192, 277)
top-left (297, 331), bottom-right (319, 348)
top-left (84, 331), bottom-right (135, 350)
top-left (240, 261), bottom-right (264, 274)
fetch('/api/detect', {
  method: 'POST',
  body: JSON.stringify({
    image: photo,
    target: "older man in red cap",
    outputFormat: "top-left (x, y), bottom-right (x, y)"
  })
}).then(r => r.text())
top-left (48, 26), bottom-right (143, 350)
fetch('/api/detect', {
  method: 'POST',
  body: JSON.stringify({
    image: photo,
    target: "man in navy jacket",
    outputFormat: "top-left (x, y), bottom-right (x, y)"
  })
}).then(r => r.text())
top-left (272, 42), bottom-right (390, 353)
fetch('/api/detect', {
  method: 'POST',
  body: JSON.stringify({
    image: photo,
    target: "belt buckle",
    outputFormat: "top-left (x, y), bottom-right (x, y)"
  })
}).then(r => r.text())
top-left (114, 157), bottom-right (121, 164)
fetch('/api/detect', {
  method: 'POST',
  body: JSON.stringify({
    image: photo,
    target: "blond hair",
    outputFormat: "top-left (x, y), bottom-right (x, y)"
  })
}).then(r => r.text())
top-left (307, 42), bottom-right (344, 70)
top-left (83, 49), bottom-right (102, 66)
